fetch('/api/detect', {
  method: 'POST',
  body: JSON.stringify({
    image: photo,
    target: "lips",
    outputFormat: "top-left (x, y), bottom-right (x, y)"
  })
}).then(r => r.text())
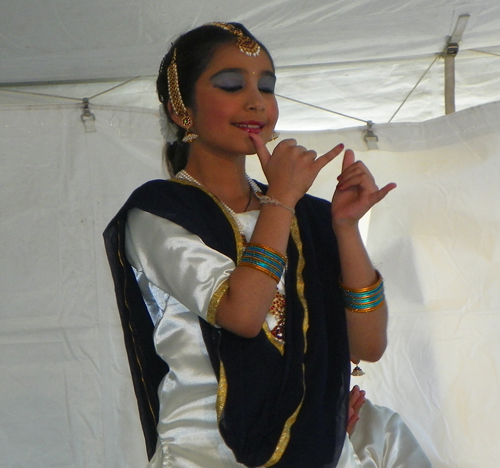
top-left (233, 121), bottom-right (265, 134)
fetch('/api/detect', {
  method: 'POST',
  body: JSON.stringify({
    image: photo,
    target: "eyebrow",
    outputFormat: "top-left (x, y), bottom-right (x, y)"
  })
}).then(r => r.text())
top-left (210, 68), bottom-right (276, 80)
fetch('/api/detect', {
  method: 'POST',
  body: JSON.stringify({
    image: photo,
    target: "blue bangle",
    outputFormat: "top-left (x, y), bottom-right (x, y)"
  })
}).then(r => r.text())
top-left (239, 243), bottom-right (286, 282)
top-left (339, 271), bottom-right (386, 313)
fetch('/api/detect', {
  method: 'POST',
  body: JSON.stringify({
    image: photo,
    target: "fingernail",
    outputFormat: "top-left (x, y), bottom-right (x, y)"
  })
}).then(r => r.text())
top-left (338, 143), bottom-right (344, 150)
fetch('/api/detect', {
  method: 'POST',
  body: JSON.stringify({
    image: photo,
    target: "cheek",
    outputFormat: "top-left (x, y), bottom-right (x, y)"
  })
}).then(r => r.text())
top-left (197, 95), bottom-right (235, 128)
top-left (268, 98), bottom-right (279, 125)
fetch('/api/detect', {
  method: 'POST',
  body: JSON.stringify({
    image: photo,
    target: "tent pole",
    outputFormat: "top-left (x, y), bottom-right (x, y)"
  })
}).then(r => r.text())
top-left (444, 14), bottom-right (470, 115)
top-left (444, 50), bottom-right (456, 114)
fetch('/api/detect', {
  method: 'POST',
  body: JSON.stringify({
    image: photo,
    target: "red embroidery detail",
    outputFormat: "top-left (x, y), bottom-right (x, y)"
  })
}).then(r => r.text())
top-left (269, 292), bottom-right (286, 342)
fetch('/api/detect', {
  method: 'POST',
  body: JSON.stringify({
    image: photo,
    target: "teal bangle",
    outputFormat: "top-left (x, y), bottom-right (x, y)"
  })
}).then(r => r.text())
top-left (339, 271), bottom-right (386, 313)
top-left (243, 251), bottom-right (285, 272)
top-left (240, 243), bottom-right (286, 282)
top-left (245, 244), bottom-right (286, 264)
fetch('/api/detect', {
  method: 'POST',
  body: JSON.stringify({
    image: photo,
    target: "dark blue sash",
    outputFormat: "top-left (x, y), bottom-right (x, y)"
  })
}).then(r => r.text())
top-left (103, 179), bottom-right (350, 467)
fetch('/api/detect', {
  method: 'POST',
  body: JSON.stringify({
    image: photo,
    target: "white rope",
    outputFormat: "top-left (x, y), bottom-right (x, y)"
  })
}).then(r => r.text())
top-left (275, 93), bottom-right (368, 124)
top-left (388, 54), bottom-right (440, 123)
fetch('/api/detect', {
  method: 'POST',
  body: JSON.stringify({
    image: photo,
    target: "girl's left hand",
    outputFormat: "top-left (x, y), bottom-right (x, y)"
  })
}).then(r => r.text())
top-left (332, 149), bottom-right (396, 229)
top-left (347, 385), bottom-right (366, 435)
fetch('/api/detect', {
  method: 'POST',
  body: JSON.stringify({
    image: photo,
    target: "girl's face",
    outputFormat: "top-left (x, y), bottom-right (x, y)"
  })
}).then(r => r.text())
top-left (189, 42), bottom-right (279, 157)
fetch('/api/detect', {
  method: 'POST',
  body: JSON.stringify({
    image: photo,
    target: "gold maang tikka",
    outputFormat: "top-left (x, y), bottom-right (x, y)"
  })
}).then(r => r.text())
top-left (209, 22), bottom-right (261, 57)
top-left (166, 49), bottom-right (198, 143)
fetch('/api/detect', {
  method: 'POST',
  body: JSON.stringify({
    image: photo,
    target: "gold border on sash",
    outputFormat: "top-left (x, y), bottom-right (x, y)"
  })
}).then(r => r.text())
top-left (216, 362), bottom-right (228, 421)
top-left (263, 217), bottom-right (309, 466)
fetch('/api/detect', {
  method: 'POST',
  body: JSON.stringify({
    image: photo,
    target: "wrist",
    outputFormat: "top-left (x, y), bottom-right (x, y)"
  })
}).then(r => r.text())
top-left (332, 218), bottom-right (360, 236)
top-left (258, 194), bottom-right (295, 216)
top-left (262, 189), bottom-right (298, 210)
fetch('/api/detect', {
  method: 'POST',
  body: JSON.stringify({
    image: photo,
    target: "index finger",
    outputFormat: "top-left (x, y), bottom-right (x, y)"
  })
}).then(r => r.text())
top-left (313, 143), bottom-right (345, 171)
top-left (248, 133), bottom-right (271, 167)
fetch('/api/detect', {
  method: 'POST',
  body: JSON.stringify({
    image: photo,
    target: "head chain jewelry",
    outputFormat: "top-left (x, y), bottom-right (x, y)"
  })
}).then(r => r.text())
top-left (164, 23), bottom-right (260, 143)
top-left (166, 48), bottom-right (198, 143)
top-left (209, 22), bottom-right (261, 56)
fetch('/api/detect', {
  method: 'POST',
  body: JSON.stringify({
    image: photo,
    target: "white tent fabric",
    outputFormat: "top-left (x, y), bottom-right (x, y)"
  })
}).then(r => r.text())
top-left (2, 2), bottom-right (500, 467)
top-left (1, 100), bottom-right (499, 467)
top-left (2, 0), bottom-right (500, 129)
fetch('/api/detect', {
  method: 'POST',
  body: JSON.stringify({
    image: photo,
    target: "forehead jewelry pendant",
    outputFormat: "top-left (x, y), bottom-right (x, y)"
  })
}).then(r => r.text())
top-left (209, 22), bottom-right (261, 57)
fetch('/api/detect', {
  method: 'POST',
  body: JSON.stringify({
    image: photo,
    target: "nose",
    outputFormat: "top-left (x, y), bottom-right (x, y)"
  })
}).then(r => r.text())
top-left (245, 86), bottom-right (266, 112)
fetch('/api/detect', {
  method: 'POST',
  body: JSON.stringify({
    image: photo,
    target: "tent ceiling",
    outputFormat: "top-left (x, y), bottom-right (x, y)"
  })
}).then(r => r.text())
top-left (1, 0), bottom-right (500, 130)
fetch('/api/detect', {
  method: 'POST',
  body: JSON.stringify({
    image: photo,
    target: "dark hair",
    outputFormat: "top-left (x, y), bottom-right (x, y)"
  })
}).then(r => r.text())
top-left (156, 22), bottom-right (273, 176)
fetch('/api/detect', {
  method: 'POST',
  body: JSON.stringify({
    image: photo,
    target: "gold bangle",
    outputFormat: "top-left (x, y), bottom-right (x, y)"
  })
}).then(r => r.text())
top-left (240, 260), bottom-right (281, 282)
top-left (339, 271), bottom-right (383, 293)
top-left (339, 270), bottom-right (386, 313)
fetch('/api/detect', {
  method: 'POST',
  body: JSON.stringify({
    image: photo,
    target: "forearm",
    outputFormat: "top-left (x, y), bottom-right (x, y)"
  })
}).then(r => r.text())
top-left (334, 222), bottom-right (388, 361)
top-left (216, 203), bottom-right (294, 337)
top-left (216, 136), bottom-right (345, 338)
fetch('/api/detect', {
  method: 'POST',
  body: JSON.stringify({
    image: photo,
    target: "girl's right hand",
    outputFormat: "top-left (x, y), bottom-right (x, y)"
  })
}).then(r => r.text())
top-left (249, 133), bottom-right (344, 207)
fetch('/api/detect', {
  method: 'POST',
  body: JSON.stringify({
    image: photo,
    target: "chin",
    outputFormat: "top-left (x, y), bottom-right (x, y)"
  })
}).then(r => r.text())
top-left (243, 136), bottom-right (262, 155)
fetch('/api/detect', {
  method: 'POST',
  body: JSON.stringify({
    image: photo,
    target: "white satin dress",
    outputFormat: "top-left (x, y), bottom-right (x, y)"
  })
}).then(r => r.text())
top-left (125, 208), bottom-right (433, 468)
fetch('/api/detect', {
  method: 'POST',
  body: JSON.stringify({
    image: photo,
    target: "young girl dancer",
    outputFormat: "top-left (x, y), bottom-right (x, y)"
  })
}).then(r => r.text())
top-left (105, 22), bottom-right (395, 468)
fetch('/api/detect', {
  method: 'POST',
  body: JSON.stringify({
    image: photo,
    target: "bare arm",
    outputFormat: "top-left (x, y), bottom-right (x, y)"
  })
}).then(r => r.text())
top-left (215, 137), bottom-right (344, 337)
top-left (332, 150), bottom-right (396, 361)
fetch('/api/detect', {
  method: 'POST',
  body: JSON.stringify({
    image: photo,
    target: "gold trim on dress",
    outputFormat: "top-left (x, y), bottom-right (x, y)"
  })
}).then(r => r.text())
top-left (290, 217), bottom-right (309, 343)
top-left (263, 217), bottom-right (309, 466)
top-left (215, 362), bottom-right (228, 421)
top-left (263, 396), bottom-right (304, 467)
top-left (207, 279), bottom-right (229, 325)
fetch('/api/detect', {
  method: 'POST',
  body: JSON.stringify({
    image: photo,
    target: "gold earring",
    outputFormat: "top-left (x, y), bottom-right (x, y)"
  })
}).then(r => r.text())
top-left (181, 116), bottom-right (198, 143)
top-left (182, 128), bottom-right (198, 143)
top-left (269, 131), bottom-right (280, 142)
top-left (351, 360), bottom-right (365, 376)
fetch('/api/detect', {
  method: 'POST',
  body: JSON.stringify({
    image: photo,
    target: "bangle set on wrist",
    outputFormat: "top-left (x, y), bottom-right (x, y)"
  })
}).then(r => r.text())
top-left (239, 242), bottom-right (286, 282)
top-left (339, 271), bottom-right (386, 313)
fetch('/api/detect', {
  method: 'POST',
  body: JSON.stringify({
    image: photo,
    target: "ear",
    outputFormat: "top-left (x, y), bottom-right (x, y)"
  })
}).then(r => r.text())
top-left (167, 100), bottom-right (194, 129)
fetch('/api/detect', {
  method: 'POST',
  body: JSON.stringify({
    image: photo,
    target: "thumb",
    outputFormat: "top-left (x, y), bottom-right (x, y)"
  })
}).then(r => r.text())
top-left (371, 182), bottom-right (397, 204)
top-left (249, 133), bottom-right (271, 167)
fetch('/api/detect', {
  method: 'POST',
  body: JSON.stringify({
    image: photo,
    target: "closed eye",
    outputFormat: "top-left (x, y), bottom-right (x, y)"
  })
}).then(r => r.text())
top-left (214, 84), bottom-right (243, 92)
top-left (258, 74), bottom-right (276, 94)
top-left (211, 71), bottom-right (244, 92)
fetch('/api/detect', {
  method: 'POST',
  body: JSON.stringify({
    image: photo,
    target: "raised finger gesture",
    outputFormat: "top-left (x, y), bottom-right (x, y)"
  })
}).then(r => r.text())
top-left (250, 133), bottom-right (344, 207)
top-left (332, 149), bottom-right (396, 228)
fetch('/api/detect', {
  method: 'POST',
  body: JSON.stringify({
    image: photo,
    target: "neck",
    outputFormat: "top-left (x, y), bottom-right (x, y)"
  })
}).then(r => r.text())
top-left (183, 150), bottom-right (258, 213)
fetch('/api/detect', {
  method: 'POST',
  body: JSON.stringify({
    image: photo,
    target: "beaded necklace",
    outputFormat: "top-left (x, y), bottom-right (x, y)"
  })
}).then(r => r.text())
top-left (175, 170), bottom-right (261, 238)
